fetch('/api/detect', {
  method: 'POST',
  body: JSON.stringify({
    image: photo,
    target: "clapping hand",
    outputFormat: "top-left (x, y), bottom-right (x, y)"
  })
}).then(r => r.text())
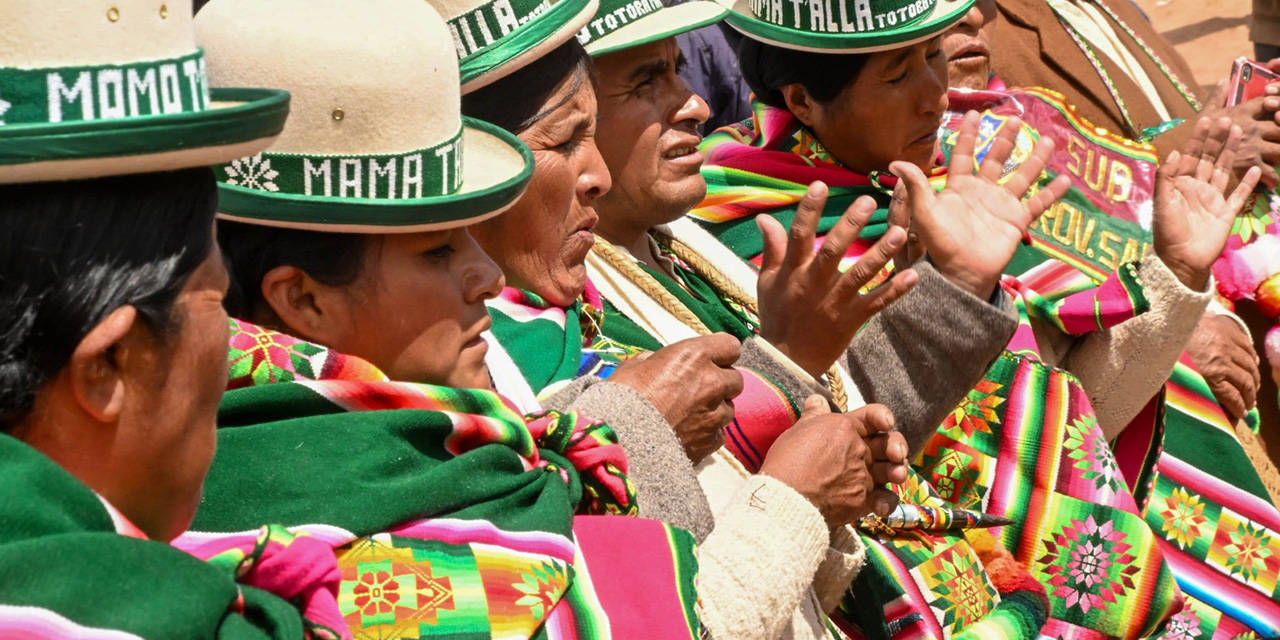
top-left (889, 110), bottom-right (1071, 300)
top-left (1153, 117), bottom-right (1262, 292)
top-left (755, 184), bottom-right (919, 378)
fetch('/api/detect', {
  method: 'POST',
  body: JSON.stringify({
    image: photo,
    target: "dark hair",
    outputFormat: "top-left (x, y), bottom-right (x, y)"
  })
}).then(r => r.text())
top-left (462, 39), bottom-right (594, 134)
top-left (0, 168), bottom-right (218, 428)
top-left (217, 221), bottom-right (373, 321)
top-left (737, 37), bottom-right (870, 109)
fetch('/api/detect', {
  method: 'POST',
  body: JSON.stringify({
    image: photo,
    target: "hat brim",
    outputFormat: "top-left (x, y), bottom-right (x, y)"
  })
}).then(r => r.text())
top-left (725, 0), bottom-right (973, 53)
top-left (0, 88), bottom-right (289, 184)
top-left (586, 2), bottom-right (730, 56)
top-left (460, 0), bottom-right (600, 94)
top-left (216, 117), bottom-right (534, 233)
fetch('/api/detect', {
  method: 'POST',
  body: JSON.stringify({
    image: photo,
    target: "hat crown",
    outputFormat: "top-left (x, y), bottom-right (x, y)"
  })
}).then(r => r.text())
top-left (197, 0), bottom-right (461, 159)
top-left (0, 1), bottom-right (196, 68)
top-left (746, 0), bottom-right (937, 35)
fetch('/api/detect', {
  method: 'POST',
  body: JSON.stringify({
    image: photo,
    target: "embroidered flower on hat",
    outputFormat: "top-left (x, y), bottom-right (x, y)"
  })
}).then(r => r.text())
top-left (224, 153), bottom-right (280, 192)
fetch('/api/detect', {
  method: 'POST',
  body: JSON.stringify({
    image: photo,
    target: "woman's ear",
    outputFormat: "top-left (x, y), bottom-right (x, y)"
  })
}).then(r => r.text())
top-left (781, 84), bottom-right (820, 128)
top-left (260, 265), bottom-right (349, 347)
top-left (67, 306), bottom-right (139, 423)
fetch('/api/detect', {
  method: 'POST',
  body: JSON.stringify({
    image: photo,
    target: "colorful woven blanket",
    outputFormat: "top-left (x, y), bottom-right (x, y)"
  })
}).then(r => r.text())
top-left (0, 432), bottom-right (345, 639)
top-left (186, 319), bottom-right (705, 640)
top-left (694, 93), bottom-right (1280, 638)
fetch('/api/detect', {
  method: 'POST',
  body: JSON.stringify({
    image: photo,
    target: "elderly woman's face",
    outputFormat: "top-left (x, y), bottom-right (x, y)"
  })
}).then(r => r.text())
top-left (796, 37), bottom-right (949, 174)
top-left (471, 78), bottom-right (612, 308)
top-left (114, 239), bottom-right (231, 541)
top-left (942, 0), bottom-right (998, 90)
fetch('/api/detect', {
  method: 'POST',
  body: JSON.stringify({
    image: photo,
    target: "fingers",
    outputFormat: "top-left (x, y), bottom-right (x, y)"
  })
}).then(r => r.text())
top-left (857, 403), bottom-right (896, 434)
top-left (870, 460), bottom-right (911, 486)
top-left (814, 195), bottom-right (878, 278)
top-left (1003, 134), bottom-right (1055, 198)
top-left (830, 224), bottom-right (906, 299)
top-left (787, 182), bottom-right (829, 270)
top-left (1228, 167), bottom-right (1264, 214)
top-left (692, 332), bottom-right (743, 368)
top-left (1024, 174), bottom-right (1072, 223)
top-left (1177, 117), bottom-right (1212, 166)
top-left (721, 366), bottom-right (745, 402)
top-left (1209, 124), bottom-right (1244, 194)
top-left (866, 431), bottom-right (908, 464)
top-left (757, 215), bottom-right (789, 278)
top-left (948, 111), bottom-right (981, 176)
top-left (888, 161), bottom-right (937, 224)
top-left (1194, 118), bottom-right (1233, 183)
top-left (868, 488), bottom-right (900, 518)
top-left (854, 267), bottom-right (919, 315)
top-left (801, 393), bottom-right (831, 417)
top-left (977, 116), bottom-right (1023, 183)
top-left (1211, 377), bottom-right (1248, 421)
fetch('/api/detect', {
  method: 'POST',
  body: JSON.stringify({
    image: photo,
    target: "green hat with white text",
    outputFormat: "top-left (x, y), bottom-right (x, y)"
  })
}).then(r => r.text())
top-left (578, 0), bottom-right (729, 57)
top-left (196, 0), bottom-right (533, 233)
top-left (0, 0), bottom-right (289, 184)
top-left (429, 0), bottom-right (601, 93)
top-left (725, 0), bottom-right (974, 53)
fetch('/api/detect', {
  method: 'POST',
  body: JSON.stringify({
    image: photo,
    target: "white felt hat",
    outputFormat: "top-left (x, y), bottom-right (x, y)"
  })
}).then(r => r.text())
top-left (197, 0), bottom-right (534, 233)
top-left (578, 0), bottom-right (729, 57)
top-left (0, 0), bottom-right (289, 184)
top-left (725, 0), bottom-right (974, 53)
top-left (428, 0), bottom-right (601, 93)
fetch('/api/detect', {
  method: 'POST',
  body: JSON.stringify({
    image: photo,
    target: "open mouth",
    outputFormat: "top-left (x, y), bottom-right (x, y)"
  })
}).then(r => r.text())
top-left (663, 146), bottom-right (699, 159)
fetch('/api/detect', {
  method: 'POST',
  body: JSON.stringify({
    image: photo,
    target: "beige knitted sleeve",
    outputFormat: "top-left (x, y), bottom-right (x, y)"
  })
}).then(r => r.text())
top-left (1032, 257), bottom-right (1213, 439)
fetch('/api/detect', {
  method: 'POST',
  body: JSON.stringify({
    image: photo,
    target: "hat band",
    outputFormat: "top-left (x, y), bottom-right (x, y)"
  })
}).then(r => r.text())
top-left (575, 0), bottom-right (665, 46)
top-left (747, 0), bottom-right (936, 34)
top-left (448, 0), bottom-right (555, 60)
top-left (0, 50), bottom-right (209, 127)
top-left (216, 126), bottom-right (464, 200)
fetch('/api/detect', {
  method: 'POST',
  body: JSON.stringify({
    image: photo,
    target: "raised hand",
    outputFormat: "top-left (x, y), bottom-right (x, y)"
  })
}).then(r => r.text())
top-left (760, 396), bottom-right (909, 528)
top-left (890, 110), bottom-right (1072, 300)
top-left (755, 183), bottom-right (919, 378)
top-left (608, 333), bottom-right (743, 464)
top-left (1153, 117), bottom-right (1262, 292)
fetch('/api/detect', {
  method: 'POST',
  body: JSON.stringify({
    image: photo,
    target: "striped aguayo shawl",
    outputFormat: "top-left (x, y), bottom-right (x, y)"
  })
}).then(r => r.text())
top-left (0, 433), bottom-right (345, 639)
top-left (180, 318), bottom-right (705, 640)
top-left (692, 94), bottom-right (1280, 638)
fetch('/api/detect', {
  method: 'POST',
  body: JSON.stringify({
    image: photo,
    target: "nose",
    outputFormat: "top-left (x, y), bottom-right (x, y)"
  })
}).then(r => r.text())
top-left (459, 229), bottom-right (507, 303)
top-left (956, 3), bottom-right (984, 32)
top-left (672, 80), bottom-right (711, 129)
top-left (577, 137), bottom-right (613, 202)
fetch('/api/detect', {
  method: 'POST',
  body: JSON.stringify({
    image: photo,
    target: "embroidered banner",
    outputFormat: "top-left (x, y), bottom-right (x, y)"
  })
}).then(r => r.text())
top-left (0, 50), bottom-right (209, 126)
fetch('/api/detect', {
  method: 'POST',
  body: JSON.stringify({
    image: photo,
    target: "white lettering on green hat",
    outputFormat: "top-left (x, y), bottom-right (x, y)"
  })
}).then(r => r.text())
top-left (747, 0), bottom-right (935, 34)
top-left (575, 0), bottom-right (665, 45)
top-left (447, 0), bottom-right (553, 58)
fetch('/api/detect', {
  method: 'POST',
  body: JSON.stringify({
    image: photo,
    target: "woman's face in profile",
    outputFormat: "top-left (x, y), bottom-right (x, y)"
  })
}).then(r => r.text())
top-left (470, 78), bottom-right (613, 308)
top-left (800, 37), bottom-right (951, 175)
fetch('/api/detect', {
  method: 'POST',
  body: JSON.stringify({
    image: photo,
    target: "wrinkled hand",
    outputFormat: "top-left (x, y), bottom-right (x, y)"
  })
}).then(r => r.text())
top-left (890, 111), bottom-right (1071, 300)
top-left (1154, 117), bottom-right (1261, 292)
top-left (609, 334), bottom-right (744, 464)
top-left (756, 184), bottom-right (919, 378)
top-left (1202, 78), bottom-right (1280, 188)
top-left (1187, 312), bottom-right (1261, 422)
top-left (759, 396), bottom-right (909, 528)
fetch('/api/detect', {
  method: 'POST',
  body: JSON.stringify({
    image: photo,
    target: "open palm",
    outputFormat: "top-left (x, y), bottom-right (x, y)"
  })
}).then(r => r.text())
top-left (891, 111), bottom-right (1071, 299)
top-left (1154, 117), bottom-right (1261, 291)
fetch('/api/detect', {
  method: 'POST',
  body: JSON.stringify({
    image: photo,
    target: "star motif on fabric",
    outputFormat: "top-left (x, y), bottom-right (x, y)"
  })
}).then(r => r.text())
top-left (1037, 515), bottom-right (1138, 614)
top-left (944, 379), bottom-right (1004, 439)
top-left (224, 153), bottom-right (280, 192)
top-left (925, 548), bottom-right (998, 630)
top-left (1063, 415), bottom-right (1124, 496)
top-left (1231, 193), bottom-right (1278, 244)
top-left (1158, 487), bottom-right (1210, 549)
top-left (1223, 521), bottom-right (1275, 582)
top-left (514, 562), bottom-right (568, 621)
top-left (1161, 606), bottom-right (1203, 640)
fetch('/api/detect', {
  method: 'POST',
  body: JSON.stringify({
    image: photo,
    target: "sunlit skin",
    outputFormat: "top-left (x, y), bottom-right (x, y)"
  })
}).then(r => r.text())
top-left (470, 75), bottom-right (612, 308)
top-left (259, 228), bottom-right (504, 389)
top-left (14, 234), bottom-right (231, 542)
top-left (942, 0), bottom-right (998, 90)
top-left (782, 36), bottom-right (950, 174)
top-left (592, 39), bottom-right (711, 254)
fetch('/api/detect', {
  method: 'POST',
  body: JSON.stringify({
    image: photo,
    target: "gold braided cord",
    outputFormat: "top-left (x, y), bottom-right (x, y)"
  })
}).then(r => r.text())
top-left (594, 233), bottom-right (850, 412)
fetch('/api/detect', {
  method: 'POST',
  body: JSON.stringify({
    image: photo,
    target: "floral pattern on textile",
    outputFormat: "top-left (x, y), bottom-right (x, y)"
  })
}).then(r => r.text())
top-left (1038, 515), bottom-right (1138, 615)
top-left (224, 153), bottom-right (280, 192)
top-left (1160, 607), bottom-right (1202, 640)
top-left (1157, 488), bottom-right (1210, 550)
top-left (1063, 415), bottom-right (1124, 497)
top-left (227, 318), bottom-right (386, 389)
top-left (943, 380), bottom-right (1004, 440)
top-left (1207, 513), bottom-right (1280, 589)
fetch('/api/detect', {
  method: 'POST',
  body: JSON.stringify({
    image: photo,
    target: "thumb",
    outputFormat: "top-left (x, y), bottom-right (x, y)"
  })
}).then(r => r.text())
top-left (757, 214), bottom-right (788, 277)
top-left (801, 394), bottom-right (831, 417)
top-left (888, 161), bottom-right (935, 222)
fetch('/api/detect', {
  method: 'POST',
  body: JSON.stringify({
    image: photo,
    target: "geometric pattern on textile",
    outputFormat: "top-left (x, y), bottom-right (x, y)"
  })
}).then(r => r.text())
top-left (917, 543), bottom-right (1000, 632)
top-left (335, 533), bottom-right (570, 640)
top-left (1036, 513), bottom-right (1138, 615)
top-left (1205, 510), bottom-right (1280, 596)
top-left (940, 379), bottom-right (1005, 444)
top-left (1062, 414), bottom-right (1125, 499)
top-left (1156, 487), bottom-right (1213, 551)
top-left (916, 443), bottom-right (992, 511)
top-left (226, 318), bottom-right (385, 389)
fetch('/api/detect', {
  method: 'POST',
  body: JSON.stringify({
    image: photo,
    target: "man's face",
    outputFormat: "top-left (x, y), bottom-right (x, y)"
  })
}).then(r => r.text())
top-left (592, 39), bottom-right (711, 235)
top-left (942, 0), bottom-right (998, 90)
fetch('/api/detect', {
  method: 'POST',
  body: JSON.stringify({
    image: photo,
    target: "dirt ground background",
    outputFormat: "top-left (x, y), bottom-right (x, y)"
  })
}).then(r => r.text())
top-left (1130, 0), bottom-right (1253, 91)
